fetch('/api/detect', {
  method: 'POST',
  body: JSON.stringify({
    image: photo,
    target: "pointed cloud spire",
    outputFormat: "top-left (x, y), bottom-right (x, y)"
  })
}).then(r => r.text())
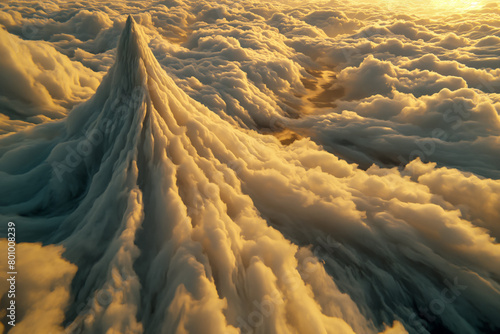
top-left (113, 15), bottom-right (147, 92)
top-left (118, 15), bottom-right (139, 55)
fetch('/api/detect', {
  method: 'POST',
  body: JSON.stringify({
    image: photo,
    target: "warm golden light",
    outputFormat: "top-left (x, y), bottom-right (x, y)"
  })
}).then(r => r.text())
top-left (376, 0), bottom-right (486, 15)
top-left (429, 0), bottom-right (482, 12)
top-left (1, 0), bottom-right (499, 333)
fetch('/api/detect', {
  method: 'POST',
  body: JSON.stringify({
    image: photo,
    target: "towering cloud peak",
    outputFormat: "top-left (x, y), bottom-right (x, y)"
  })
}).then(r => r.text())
top-left (110, 15), bottom-right (168, 99)
top-left (113, 15), bottom-right (148, 92)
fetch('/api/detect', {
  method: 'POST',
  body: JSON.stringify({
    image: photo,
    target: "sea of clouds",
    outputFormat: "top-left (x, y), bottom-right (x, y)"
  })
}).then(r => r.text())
top-left (0, 1), bottom-right (499, 333)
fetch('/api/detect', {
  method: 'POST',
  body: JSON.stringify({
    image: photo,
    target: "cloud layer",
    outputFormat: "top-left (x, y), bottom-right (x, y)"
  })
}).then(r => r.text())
top-left (0, 1), bottom-right (499, 334)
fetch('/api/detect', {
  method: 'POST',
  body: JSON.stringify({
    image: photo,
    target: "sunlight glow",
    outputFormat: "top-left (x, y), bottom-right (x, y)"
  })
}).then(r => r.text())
top-left (433, 0), bottom-right (482, 11)
top-left (379, 0), bottom-right (486, 15)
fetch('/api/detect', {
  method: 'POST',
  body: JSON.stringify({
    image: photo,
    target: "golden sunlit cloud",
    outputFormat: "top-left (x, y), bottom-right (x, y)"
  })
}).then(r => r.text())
top-left (360, 0), bottom-right (486, 14)
top-left (0, 0), bottom-right (499, 333)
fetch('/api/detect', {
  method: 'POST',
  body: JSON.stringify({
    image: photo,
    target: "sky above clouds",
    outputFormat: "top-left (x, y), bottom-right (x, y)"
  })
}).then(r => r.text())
top-left (0, 1), bottom-right (499, 334)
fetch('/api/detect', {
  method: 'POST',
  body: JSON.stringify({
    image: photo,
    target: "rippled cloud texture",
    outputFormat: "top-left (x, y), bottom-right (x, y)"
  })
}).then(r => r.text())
top-left (0, 1), bottom-right (499, 334)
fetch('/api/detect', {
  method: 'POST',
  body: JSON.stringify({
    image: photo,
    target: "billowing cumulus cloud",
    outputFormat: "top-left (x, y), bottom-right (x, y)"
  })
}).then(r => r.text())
top-left (0, 241), bottom-right (77, 334)
top-left (0, 1), bottom-right (499, 334)
top-left (0, 27), bottom-right (102, 133)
